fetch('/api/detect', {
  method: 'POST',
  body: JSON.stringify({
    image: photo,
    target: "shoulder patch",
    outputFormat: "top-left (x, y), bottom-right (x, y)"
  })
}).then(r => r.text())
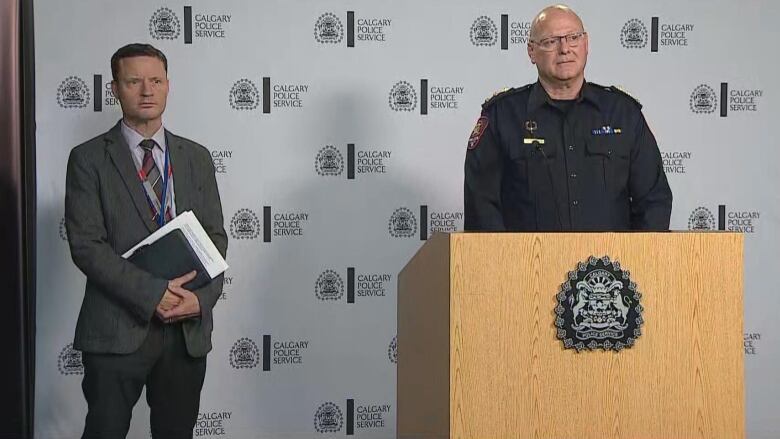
top-left (481, 84), bottom-right (531, 109)
top-left (593, 82), bottom-right (642, 109)
top-left (467, 116), bottom-right (489, 150)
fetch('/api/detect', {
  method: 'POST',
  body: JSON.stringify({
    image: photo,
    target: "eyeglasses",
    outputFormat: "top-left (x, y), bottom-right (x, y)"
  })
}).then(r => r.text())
top-left (531, 31), bottom-right (587, 51)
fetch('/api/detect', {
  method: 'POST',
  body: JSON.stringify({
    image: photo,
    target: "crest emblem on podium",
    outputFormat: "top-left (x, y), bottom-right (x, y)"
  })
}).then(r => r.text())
top-left (555, 256), bottom-right (644, 352)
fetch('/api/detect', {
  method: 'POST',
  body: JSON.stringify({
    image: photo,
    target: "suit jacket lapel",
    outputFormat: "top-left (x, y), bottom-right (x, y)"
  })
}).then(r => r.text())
top-left (166, 130), bottom-right (192, 213)
top-left (105, 122), bottom-right (159, 233)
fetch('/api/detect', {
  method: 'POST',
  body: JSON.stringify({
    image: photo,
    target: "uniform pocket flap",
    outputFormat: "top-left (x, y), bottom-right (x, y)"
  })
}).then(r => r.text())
top-left (586, 137), bottom-right (629, 158)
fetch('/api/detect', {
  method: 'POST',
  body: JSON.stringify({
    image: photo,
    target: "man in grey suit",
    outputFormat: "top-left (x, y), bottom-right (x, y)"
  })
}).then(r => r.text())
top-left (65, 43), bottom-right (227, 439)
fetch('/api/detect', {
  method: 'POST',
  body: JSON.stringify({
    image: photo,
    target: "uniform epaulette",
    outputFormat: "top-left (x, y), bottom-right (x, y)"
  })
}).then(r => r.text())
top-left (481, 85), bottom-right (530, 109)
top-left (592, 82), bottom-right (642, 109)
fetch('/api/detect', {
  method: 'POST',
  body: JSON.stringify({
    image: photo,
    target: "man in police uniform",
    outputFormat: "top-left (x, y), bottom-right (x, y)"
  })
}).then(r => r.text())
top-left (464, 5), bottom-right (672, 231)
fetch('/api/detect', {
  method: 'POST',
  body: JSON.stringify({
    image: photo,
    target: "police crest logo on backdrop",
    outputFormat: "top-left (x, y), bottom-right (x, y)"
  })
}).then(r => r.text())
top-left (315, 145), bottom-right (344, 177)
top-left (555, 256), bottom-right (644, 352)
top-left (229, 337), bottom-right (260, 369)
top-left (56, 76), bottom-right (89, 109)
top-left (59, 217), bottom-right (68, 241)
top-left (314, 401), bottom-right (343, 433)
top-left (149, 7), bottom-right (181, 40)
top-left (229, 79), bottom-right (260, 111)
top-left (470, 16), bottom-right (497, 47)
top-left (388, 81), bottom-right (418, 112)
top-left (690, 84), bottom-right (718, 114)
top-left (388, 207), bottom-right (417, 238)
top-left (57, 343), bottom-right (83, 376)
top-left (388, 335), bottom-right (397, 364)
top-left (688, 206), bottom-right (716, 230)
top-left (620, 19), bottom-right (648, 49)
top-left (229, 208), bottom-right (261, 240)
top-left (315, 270), bottom-right (345, 301)
top-left (314, 12), bottom-right (344, 44)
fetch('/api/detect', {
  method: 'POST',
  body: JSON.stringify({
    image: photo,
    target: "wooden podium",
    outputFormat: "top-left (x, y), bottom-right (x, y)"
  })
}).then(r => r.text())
top-left (397, 232), bottom-right (744, 439)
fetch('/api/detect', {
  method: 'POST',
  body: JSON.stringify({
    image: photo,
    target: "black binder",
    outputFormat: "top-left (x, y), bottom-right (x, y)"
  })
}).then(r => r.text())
top-left (128, 228), bottom-right (211, 290)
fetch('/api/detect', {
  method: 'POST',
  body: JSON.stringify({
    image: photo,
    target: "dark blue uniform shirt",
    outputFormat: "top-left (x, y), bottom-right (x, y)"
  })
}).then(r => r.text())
top-left (464, 81), bottom-right (673, 231)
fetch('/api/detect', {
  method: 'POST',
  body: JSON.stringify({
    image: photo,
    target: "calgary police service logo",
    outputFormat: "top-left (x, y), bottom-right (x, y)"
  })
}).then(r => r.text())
top-left (314, 12), bottom-right (344, 44)
top-left (620, 19), bottom-right (648, 49)
top-left (56, 76), bottom-right (90, 109)
top-left (388, 335), bottom-right (398, 364)
top-left (555, 256), bottom-right (644, 352)
top-left (388, 207), bottom-right (417, 238)
top-left (314, 401), bottom-right (343, 433)
top-left (57, 343), bottom-right (84, 375)
top-left (229, 337), bottom-right (260, 369)
top-left (315, 145), bottom-right (344, 176)
top-left (688, 206), bottom-right (716, 230)
top-left (229, 208), bottom-right (260, 240)
top-left (315, 270), bottom-right (344, 301)
top-left (149, 7), bottom-right (181, 40)
top-left (388, 81), bottom-right (418, 112)
top-left (59, 217), bottom-right (68, 241)
top-left (690, 84), bottom-right (718, 114)
top-left (229, 79), bottom-right (260, 111)
top-left (470, 16), bottom-right (497, 46)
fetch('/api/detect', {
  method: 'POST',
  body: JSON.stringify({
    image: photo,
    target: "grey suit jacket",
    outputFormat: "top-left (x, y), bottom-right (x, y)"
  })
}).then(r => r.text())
top-left (65, 121), bottom-right (228, 357)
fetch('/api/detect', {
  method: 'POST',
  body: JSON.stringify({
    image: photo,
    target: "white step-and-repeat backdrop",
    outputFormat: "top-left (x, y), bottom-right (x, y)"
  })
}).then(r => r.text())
top-left (34, 0), bottom-right (779, 437)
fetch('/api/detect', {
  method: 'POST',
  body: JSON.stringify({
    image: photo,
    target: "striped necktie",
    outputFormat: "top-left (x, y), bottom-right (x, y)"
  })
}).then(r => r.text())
top-left (139, 139), bottom-right (171, 222)
top-left (140, 139), bottom-right (163, 200)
